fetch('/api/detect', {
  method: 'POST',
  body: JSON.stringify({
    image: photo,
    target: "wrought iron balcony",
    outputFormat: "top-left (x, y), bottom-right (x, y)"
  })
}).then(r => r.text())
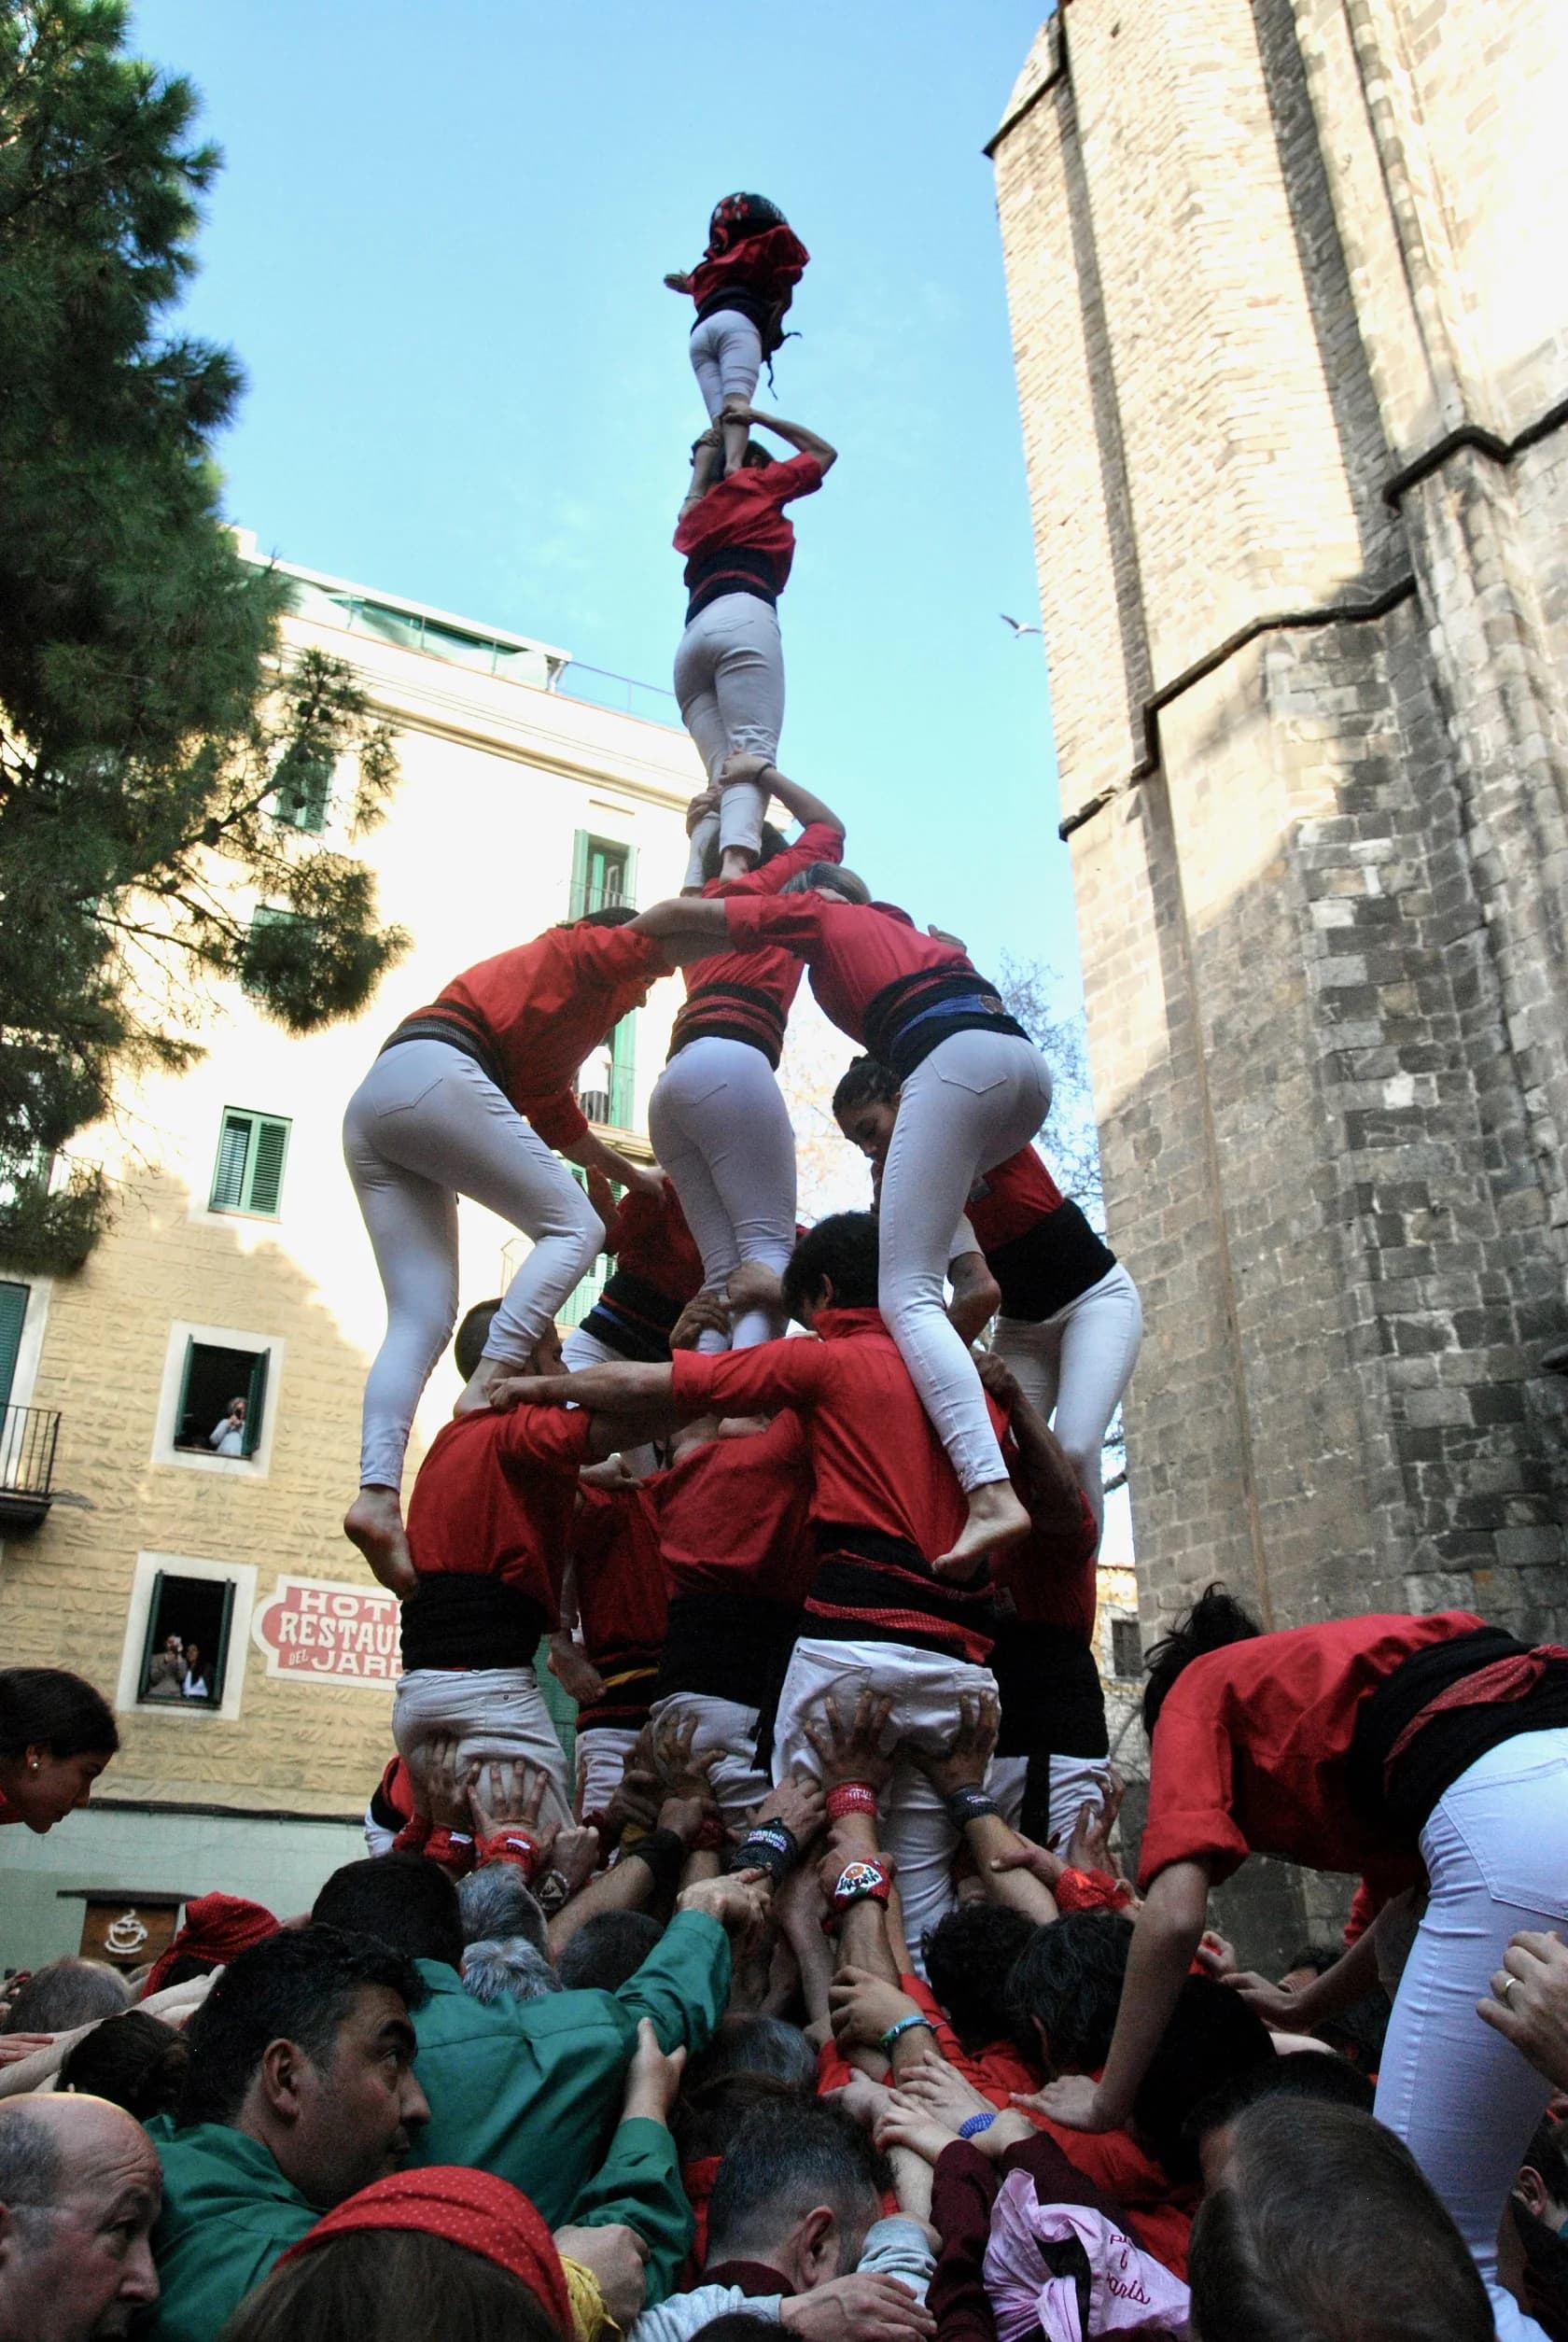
top-left (0, 1402), bottom-right (61, 1528)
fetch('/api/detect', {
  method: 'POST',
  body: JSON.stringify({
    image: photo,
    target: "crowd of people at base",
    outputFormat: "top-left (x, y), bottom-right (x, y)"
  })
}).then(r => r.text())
top-left (6, 186), bottom-right (1568, 2342)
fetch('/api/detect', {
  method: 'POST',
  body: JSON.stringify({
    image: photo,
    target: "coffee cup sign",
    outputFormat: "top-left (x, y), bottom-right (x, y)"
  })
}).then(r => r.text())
top-left (253, 1577), bottom-right (402, 1688)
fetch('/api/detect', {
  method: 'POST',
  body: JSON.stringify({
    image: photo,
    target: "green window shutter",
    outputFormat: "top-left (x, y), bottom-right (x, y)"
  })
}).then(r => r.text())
top-left (137, 1570), bottom-right (168, 1700)
top-left (273, 748), bottom-right (332, 834)
top-left (210, 1113), bottom-right (253, 1211)
top-left (609, 1015), bottom-right (637, 1130)
top-left (245, 1117), bottom-right (290, 1215)
top-left (569, 829), bottom-right (590, 920)
top-left (622, 843), bottom-right (638, 912)
top-left (210, 1578), bottom-right (237, 1706)
top-left (243, 1349), bottom-right (270, 1457)
top-left (176, 1339), bottom-right (198, 1440)
top-left (0, 1282), bottom-right (28, 1412)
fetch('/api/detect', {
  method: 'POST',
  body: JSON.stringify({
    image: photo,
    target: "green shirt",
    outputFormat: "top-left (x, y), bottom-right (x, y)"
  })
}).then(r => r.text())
top-left (145, 2119), bottom-right (319, 2342)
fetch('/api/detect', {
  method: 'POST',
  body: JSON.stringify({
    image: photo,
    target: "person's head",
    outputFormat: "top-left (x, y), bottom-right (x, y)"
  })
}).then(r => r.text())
top-left (1132, 1976), bottom-right (1274, 2183)
top-left (0, 1669), bottom-right (119, 1832)
top-left (456, 1865), bottom-right (548, 1955)
top-left (58, 2013), bottom-right (190, 2126)
top-left (672, 2014), bottom-right (818, 2162)
top-left (461, 1939), bottom-right (563, 2009)
top-left (453, 1301), bottom-right (560, 1384)
top-left (227, 1397), bottom-right (245, 1421)
top-left (161, 1635), bottom-right (182, 1661)
top-left (923, 1904), bottom-right (1036, 2055)
top-left (700, 821), bottom-right (787, 886)
top-left (1141, 1584), bottom-right (1263, 1739)
top-left (1005, 1912), bottom-right (1133, 2076)
top-left (1188, 2098), bottom-right (1492, 2342)
top-left (831, 1058), bottom-right (901, 1169)
top-left (177, 1924), bottom-right (429, 2208)
top-left (1184, 2042), bottom-right (1376, 2193)
top-left (779, 1213), bottom-right (880, 1326)
top-left (1, 1959), bottom-right (130, 2037)
top-left (141, 1891), bottom-right (280, 1998)
top-left (554, 1912), bottom-right (663, 1995)
top-left (707, 191), bottom-right (788, 254)
top-left (706, 2104), bottom-right (885, 2289)
top-left (183, 1643), bottom-right (202, 1671)
top-left (313, 1855), bottom-right (466, 1974)
top-left (0, 2094), bottom-right (161, 2342)
top-left (779, 862), bottom-right (872, 908)
top-left (687, 2321), bottom-right (779, 2342)
top-left (221, 2167), bottom-right (571, 2342)
top-left (1273, 1942), bottom-right (1392, 2072)
top-left (738, 441), bottom-right (775, 471)
top-left (1516, 2116), bottom-right (1568, 2236)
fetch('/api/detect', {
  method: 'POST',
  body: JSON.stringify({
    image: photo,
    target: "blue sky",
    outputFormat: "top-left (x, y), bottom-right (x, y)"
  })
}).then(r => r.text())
top-left (130, 0), bottom-right (1074, 991)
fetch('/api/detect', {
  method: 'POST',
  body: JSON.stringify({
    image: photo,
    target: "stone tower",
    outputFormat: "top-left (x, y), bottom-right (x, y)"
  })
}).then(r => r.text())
top-left (990, 1), bottom-right (1568, 1643)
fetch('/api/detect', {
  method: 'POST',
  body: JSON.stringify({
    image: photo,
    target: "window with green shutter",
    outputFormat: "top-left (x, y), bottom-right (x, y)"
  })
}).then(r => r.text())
top-left (272, 746), bottom-right (333, 834)
top-left (174, 1339), bottom-right (271, 1459)
top-left (568, 831), bottom-right (637, 919)
top-left (0, 1282), bottom-right (28, 1413)
top-left (210, 1111), bottom-right (291, 1217)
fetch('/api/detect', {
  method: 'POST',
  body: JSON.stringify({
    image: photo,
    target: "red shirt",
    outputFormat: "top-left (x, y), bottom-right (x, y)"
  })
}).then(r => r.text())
top-left (689, 222), bottom-right (809, 316)
top-left (569, 1481), bottom-right (669, 1662)
top-left (673, 452), bottom-right (823, 586)
top-left (653, 1409), bottom-right (816, 1606)
top-left (966, 1146), bottom-right (1066, 1250)
top-left (416, 924), bottom-right (666, 1150)
top-left (721, 893), bottom-right (973, 1045)
top-left (606, 1179), bottom-right (704, 1305)
top-left (994, 1483), bottom-right (1100, 1638)
top-left (669, 1309), bottom-right (1004, 1562)
top-left (1138, 1609), bottom-right (1487, 1895)
top-left (676, 819), bottom-right (847, 1051)
top-left (406, 1406), bottom-right (595, 1606)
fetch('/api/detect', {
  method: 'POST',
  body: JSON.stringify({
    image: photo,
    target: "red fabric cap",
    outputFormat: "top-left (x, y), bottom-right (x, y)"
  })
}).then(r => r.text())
top-left (142, 1892), bottom-right (279, 1999)
top-left (279, 2167), bottom-right (571, 2333)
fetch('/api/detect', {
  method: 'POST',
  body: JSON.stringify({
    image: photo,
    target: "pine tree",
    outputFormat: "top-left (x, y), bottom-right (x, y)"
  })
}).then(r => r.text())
top-left (0, 1), bottom-right (408, 1267)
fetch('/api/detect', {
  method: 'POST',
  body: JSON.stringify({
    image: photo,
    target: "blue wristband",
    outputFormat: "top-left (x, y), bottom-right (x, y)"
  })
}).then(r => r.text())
top-left (878, 2012), bottom-right (936, 2054)
top-left (959, 2111), bottom-right (998, 2139)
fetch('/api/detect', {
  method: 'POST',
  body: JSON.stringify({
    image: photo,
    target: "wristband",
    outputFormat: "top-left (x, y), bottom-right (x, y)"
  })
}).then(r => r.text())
top-left (959, 2110), bottom-right (998, 2139)
top-left (560, 2255), bottom-right (618, 2342)
top-left (826, 1783), bottom-right (879, 1819)
top-left (626, 1825), bottom-right (685, 1901)
top-left (879, 2012), bottom-right (936, 2054)
top-left (473, 1828), bottom-right (539, 1878)
top-left (945, 1788), bottom-right (1000, 1830)
top-left (423, 1826), bottom-right (476, 1873)
top-left (728, 1820), bottom-right (797, 1885)
top-left (1054, 1865), bottom-right (1133, 1914)
top-left (390, 1814), bottom-right (430, 1856)
top-left (820, 1857), bottom-right (892, 1932)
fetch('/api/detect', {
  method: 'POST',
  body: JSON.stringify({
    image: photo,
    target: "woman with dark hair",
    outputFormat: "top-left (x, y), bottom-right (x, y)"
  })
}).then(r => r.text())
top-left (342, 909), bottom-right (680, 1593)
top-left (673, 414), bottom-right (836, 887)
top-left (0, 1667), bottom-right (118, 1830)
top-left (1034, 1584), bottom-right (1568, 2341)
top-left (633, 878), bottom-right (1051, 1569)
top-left (58, 2011), bottom-right (189, 2124)
top-left (665, 193), bottom-right (810, 475)
top-left (218, 2167), bottom-right (572, 2342)
top-left (833, 1054), bottom-right (1142, 1531)
top-left (650, 761), bottom-right (846, 1349)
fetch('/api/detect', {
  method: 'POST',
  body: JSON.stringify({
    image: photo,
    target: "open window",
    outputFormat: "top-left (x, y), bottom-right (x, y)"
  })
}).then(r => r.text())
top-left (154, 1322), bottom-right (283, 1476)
top-left (136, 1569), bottom-right (236, 1710)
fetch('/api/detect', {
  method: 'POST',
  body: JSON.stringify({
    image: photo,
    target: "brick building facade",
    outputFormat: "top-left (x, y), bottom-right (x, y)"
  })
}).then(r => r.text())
top-left (989, 1), bottom-right (1568, 1659)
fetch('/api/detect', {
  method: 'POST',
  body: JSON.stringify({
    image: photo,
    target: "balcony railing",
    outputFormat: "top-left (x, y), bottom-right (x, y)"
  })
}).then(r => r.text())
top-left (0, 1402), bottom-right (61, 1527)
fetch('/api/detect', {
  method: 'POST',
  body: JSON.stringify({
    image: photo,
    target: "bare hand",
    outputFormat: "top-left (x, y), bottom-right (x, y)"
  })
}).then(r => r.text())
top-left (602, 1726), bottom-right (664, 1841)
top-left (1063, 1768), bottom-right (1126, 1872)
top-left (553, 2223), bottom-right (648, 2331)
top-left (650, 1709), bottom-right (721, 1805)
top-left (0, 2033), bottom-right (54, 2068)
top-left (584, 1165), bottom-right (618, 1236)
top-left (552, 1823), bottom-right (602, 1895)
top-left (623, 1162), bottom-right (666, 1202)
top-left (469, 1757), bottom-right (555, 1853)
top-left (1478, 1930), bottom-right (1568, 2087)
top-left (548, 1632), bottom-right (608, 1709)
top-left (727, 1258), bottom-right (784, 1318)
top-left (780, 2273), bottom-right (935, 2342)
top-left (828, 1964), bottom-right (922, 2052)
top-left (685, 785), bottom-right (721, 836)
top-left (1222, 1970), bottom-right (1308, 2029)
top-left (987, 1831), bottom-right (1065, 1890)
top-left (1017, 2073), bottom-right (1111, 2131)
top-left (875, 2096), bottom-right (960, 2167)
top-left (801, 1684), bottom-right (897, 1794)
top-left (621, 2013), bottom-right (686, 2124)
top-left (1197, 1928), bottom-right (1238, 1978)
top-left (414, 1731), bottom-right (478, 1831)
top-left (973, 1350), bottom-right (1022, 1410)
top-left (677, 1873), bottom-right (772, 1938)
top-left (669, 1290), bottom-right (733, 1351)
top-left (718, 748), bottom-right (772, 785)
top-left (663, 270), bottom-right (693, 292)
top-left (914, 1690), bottom-right (1000, 1798)
top-left (897, 2051), bottom-right (994, 2129)
top-left (749, 1773), bottom-right (826, 1847)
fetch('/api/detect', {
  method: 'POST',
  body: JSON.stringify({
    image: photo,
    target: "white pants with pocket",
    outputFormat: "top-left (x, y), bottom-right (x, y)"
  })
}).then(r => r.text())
top-left (688, 310), bottom-right (763, 419)
top-left (392, 1663), bottom-right (573, 1833)
top-left (879, 1031), bottom-right (1053, 1494)
top-left (674, 593), bottom-right (780, 878)
top-left (649, 1037), bottom-right (796, 1350)
top-left (648, 1691), bottom-right (772, 1830)
top-left (343, 1039), bottom-right (603, 1491)
top-left (575, 1724), bottom-right (641, 1824)
top-left (993, 1262), bottom-right (1144, 1532)
top-left (1373, 1730), bottom-right (1568, 2341)
top-left (774, 1636), bottom-right (999, 1973)
top-left (990, 1753), bottom-right (1114, 1855)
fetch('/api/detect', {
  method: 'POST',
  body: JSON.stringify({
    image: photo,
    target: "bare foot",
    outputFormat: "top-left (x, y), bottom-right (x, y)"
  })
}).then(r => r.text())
top-left (454, 1356), bottom-right (506, 1417)
top-left (344, 1487), bottom-right (416, 1598)
top-left (932, 1480), bottom-right (1030, 1579)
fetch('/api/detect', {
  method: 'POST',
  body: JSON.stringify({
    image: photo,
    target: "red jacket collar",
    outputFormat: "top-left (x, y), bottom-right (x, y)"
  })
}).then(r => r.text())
top-left (810, 1306), bottom-right (889, 1341)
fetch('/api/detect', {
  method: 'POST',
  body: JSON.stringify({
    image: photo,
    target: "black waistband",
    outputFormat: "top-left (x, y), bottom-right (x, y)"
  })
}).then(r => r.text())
top-left (380, 1010), bottom-right (508, 1100)
top-left (684, 544), bottom-right (782, 625)
top-left (400, 1576), bottom-right (548, 1673)
top-left (577, 1639), bottom-right (661, 1735)
top-left (988, 1620), bottom-right (1109, 1759)
top-left (861, 967), bottom-right (1029, 1083)
top-left (657, 1591), bottom-right (802, 1707)
top-left (988, 1202), bottom-right (1118, 1322)
top-left (1349, 1627), bottom-right (1568, 1835)
top-left (693, 287), bottom-right (772, 332)
top-left (806, 1524), bottom-right (997, 1661)
top-left (669, 983), bottom-right (789, 1068)
top-left (580, 1267), bottom-right (683, 1364)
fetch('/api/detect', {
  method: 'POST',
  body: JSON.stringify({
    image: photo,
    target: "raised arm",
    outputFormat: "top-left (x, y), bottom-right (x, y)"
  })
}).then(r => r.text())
top-left (974, 1353), bottom-right (1082, 1529)
top-left (679, 427), bottom-right (723, 522)
top-left (631, 896), bottom-right (731, 944)
top-left (760, 760), bottom-right (844, 836)
top-left (662, 270), bottom-right (693, 294)
top-left (1032, 1857), bottom-right (1211, 2130)
top-left (729, 405), bottom-right (837, 474)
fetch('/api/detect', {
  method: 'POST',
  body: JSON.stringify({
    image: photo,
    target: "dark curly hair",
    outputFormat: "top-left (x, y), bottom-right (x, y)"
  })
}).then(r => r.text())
top-left (1141, 1583), bottom-right (1263, 1739)
top-left (831, 1056), bottom-right (901, 1124)
top-left (923, 1903), bottom-right (1036, 2055)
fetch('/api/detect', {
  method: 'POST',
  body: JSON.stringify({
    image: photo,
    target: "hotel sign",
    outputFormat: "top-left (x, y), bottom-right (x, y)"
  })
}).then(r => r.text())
top-left (252, 1576), bottom-right (402, 1689)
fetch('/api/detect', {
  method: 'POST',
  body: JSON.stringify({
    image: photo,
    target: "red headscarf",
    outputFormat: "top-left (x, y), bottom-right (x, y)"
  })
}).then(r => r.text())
top-left (278, 2167), bottom-right (572, 2332)
top-left (141, 1892), bottom-right (279, 1998)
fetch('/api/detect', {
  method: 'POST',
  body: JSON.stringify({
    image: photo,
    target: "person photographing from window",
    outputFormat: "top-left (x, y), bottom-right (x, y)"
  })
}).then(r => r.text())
top-left (208, 1397), bottom-right (245, 1458)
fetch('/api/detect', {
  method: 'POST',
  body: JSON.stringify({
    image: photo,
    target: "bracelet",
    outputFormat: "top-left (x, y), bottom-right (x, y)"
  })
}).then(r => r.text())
top-left (473, 1828), bottom-right (539, 1878)
top-left (825, 1783), bottom-right (879, 1819)
top-left (879, 2012), bottom-right (936, 2054)
top-left (945, 1788), bottom-right (1000, 1830)
top-left (535, 1868), bottom-right (572, 1914)
top-left (728, 1820), bottom-right (797, 1885)
top-left (423, 1826), bottom-right (477, 1874)
top-left (819, 1857), bottom-right (892, 1935)
top-left (959, 2110), bottom-right (998, 2139)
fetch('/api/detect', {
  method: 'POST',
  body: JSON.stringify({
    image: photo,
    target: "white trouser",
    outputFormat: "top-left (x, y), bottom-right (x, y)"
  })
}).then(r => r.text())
top-left (363, 1802), bottom-right (397, 1858)
top-left (688, 310), bottom-right (763, 419)
top-left (560, 1326), bottom-right (659, 1474)
top-left (993, 1262), bottom-right (1144, 1532)
top-left (575, 1725), bottom-right (641, 1822)
top-left (1374, 1730), bottom-right (1568, 2341)
top-left (648, 1038), bottom-right (796, 1350)
top-left (648, 1691), bottom-right (772, 1830)
top-left (673, 594), bottom-right (781, 876)
top-left (775, 1637), bottom-right (999, 1974)
top-left (343, 1039), bottom-right (602, 1490)
top-left (879, 1032), bottom-right (1053, 1493)
top-left (392, 1664), bottom-right (573, 1831)
top-left (990, 1753), bottom-right (1113, 1853)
